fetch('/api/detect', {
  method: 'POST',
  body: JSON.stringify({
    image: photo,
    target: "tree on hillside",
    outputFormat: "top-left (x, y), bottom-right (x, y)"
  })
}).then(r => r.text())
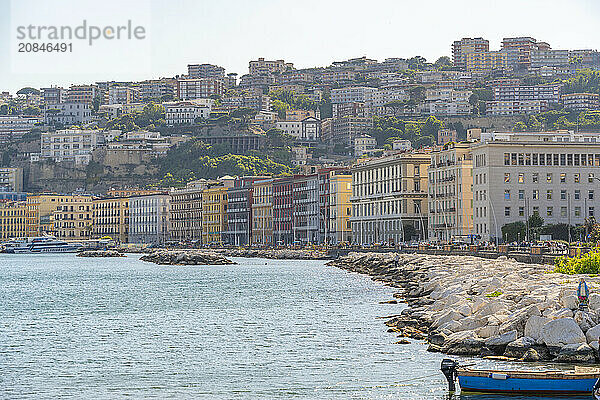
top-left (434, 56), bottom-right (452, 69)
top-left (16, 87), bottom-right (40, 96)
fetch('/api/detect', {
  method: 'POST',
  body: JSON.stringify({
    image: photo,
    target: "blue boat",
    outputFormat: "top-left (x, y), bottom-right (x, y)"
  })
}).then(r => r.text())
top-left (441, 359), bottom-right (600, 398)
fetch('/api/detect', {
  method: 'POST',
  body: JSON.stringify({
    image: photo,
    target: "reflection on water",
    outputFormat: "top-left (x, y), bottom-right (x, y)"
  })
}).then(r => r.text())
top-left (0, 254), bottom-right (594, 399)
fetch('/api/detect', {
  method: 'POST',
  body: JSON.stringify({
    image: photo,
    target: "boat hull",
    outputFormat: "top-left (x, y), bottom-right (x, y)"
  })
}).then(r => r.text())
top-left (459, 375), bottom-right (598, 395)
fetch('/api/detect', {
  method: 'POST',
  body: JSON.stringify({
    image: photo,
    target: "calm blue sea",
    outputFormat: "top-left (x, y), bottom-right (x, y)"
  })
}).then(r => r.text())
top-left (0, 254), bottom-right (586, 399)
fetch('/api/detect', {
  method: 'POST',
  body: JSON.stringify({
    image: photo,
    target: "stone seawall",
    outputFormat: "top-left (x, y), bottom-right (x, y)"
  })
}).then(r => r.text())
top-left (328, 252), bottom-right (600, 364)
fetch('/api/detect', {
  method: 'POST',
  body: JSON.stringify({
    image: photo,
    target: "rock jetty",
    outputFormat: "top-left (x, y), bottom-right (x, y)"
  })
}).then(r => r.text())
top-left (328, 252), bottom-right (600, 363)
top-left (77, 250), bottom-right (125, 257)
top-left (219, 248), bottom-right (329, 260)
top-left (140, 250), bottom-right (235, 265)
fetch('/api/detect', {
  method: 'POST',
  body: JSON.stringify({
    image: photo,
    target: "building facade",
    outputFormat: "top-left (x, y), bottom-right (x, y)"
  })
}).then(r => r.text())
top-left (92, 197), bottom-right (129, 243)
top-left (472, 133), bottom-right (600, 242)
top-left (351, 152), bottom-right (430, 245)
top-left (169, 180), bottom-right (209, 243)
top-left (54, 195), bottom-right (94, 240)
top-left (128, 193), bottom-right (170, 245)
top-left (251, 179), bottom-right (273, 246)
top-left (428, 143), bottom-right (474, 243)
top-left (0, 201), bottom-right (29, 239)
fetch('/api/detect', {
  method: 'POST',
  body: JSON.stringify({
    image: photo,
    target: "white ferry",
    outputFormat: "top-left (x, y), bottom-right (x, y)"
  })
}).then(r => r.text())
top-left (1, 236), bottom-right (84, 253)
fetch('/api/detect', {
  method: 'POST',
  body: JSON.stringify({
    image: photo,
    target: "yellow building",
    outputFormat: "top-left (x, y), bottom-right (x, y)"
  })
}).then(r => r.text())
top-left (251, 179), bottom-right (273, 246)
top-left (428, 142), bottom-right (474, 243)
top-left (466, 51), bottom-right (508, 73)
top-left (0, 201), bottom-right (29, 239)
top-left (328, 170), bottom-right (353, 244)
top-left (92, 197), bottom-right (129, 243)
top-left (54, 195), bottom-right (94, 240)
top-left (202, 185), bottom-right (229, 245)
top-left (27, 194), bottom-right (81, 236)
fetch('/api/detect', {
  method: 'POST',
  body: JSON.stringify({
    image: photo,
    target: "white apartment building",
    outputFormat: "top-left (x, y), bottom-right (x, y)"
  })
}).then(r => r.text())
top-left (128, 193), bottom-right (170, 245)
top-left (40, 129), bottom-right (117, 165)
top-left (0, 115), bottom-right (41, 143)
top-left (487, 100), bottom-right (549, 116)
top-left (350, 152), bottom-right (430, 245)
top-left (44, 102), bottom-right (92, 125)
top-left (472, 132), bottom-right (600, 243)
top-left (331, 86), bottom-right (378, 104)
top-left (276, 120), bottom-right (301, 137)
top-left (108, 86), bottom-right (140, 105)
top-left (0, 167), bottom-right (24, 192)
top-left (354, 135), bottom-right (377, 156)
top-left (427, 143), bottom-right (473, 242)
top-left (393, 139), bottom-right (412, 151)
top-left (164, 100), bottom-right (212, 125)
top-left (176, 78), bottom-right (224, 100)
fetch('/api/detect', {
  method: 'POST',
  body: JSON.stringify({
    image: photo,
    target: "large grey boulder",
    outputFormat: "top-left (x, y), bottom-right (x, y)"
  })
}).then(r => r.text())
top-left (524, 315), bottom-right (550, 343)
top-left (585, 323), bottom-right (600, 345)
top-left (432, 310), bottom-right (462, 329)
top-left (554, 343), bottom-right (596, 363)
top-left (541, 318), bottom-right (586, 347)
top-left (503, 336), bottom-right (535, 358)
top-left (561, 295), bottom-right (579, 310)
top-left (442, 330), bottom-right (485, 356)
top-left (485, 330), bottom-right (518, 347)
top-left (498, 305), bottom-right (540, 336)
top-left (574, 311), bottom-right (595, 333)
top-left (589, 293), bottom-right (600, 310)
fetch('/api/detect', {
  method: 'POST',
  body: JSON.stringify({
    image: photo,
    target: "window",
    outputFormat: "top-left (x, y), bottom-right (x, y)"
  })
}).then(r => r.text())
top-left (539, 154), bottom-right (545, 166)
top-left (561, 190), bottom-right (567, 200)
top-left (575, 190), bottom-right (581, 200)
top-left (533, 206), bottom-right (539, 215)
top-left (532, 173), bottom-right (539, 183)
top-left (504, 173), bottom-right (510, 183)
top-left (560, 154), bottom-right (566, 166)
top-left (575, 207), bottom-right (581, 217)
top-left (518, 190), bottom-right (524, 200)
top-left (519, 206), bottom-right (524, 217)
top-left (575, 173), bottom-right (580, 183)
top-left (547, 173), bottom-right (552, 183)
top-left (504, 153), bottom-right (510, 166)
top-left (505, 207), bottom-right (510, 217)
top-left (511, 153), bottom-right (517, 165)
top-left (567, 154), bottom-right (572, 166)
top-left (533, 189), bottom-right (539, 200)
top-left (547, 190), bottom-right (552, 200)
top-left (575, 154), bottom-right (580, 166)
top-left (504, 190), bottom-right (510, 200)
top-left (560, 173), bottom-right (566, 183)
top-left (518, 153), bottom-right (524, 165)
top-left (525, 154), bottom-right (531, 165)
top-left (590, 207), bottom-right (595, 217)
top-left (547, 207), bottom-right (553, 217)
top-left (590, 173), bottom-right (595, 183)
top-left (561, 207), bottom-right (567, 217)
top-left (518, 173), bottom-right (524, 183)
top-left (533, 154), bottom-right (538, 165)
top-left (590, 190), bottom-right (595, 200)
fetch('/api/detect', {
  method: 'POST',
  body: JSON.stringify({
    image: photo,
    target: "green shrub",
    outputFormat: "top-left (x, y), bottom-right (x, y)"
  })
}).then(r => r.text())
top-left (554, 248), bottom-right (600, 274)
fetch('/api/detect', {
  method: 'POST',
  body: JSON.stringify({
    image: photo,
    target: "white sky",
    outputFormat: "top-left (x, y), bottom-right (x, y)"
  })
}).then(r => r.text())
top-left (1, 0), bottom-right (599, 93)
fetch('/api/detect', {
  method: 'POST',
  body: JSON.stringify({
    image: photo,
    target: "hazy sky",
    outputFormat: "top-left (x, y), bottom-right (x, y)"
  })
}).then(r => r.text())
top-left (1, 0), bottom-right (599, 93)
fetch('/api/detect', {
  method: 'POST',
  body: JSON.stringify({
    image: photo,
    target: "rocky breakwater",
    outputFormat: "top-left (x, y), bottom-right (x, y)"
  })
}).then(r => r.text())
top-left (328, 252), bottom-right (600, 363)
top-left (220, 248), bottom-right (329, 260)
top-left (140, 250), bottom-right (236, 265)
top-left (77, 250), bottom-right (125, 257)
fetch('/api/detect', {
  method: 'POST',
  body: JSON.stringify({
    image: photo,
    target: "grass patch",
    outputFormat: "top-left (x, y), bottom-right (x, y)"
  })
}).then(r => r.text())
top-left (485, 290), bottom-right (503, 298)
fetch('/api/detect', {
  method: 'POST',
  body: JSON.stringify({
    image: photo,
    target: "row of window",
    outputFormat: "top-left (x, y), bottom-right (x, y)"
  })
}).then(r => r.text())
top-left (504, 172), bottom-right (596, 184)
top-left (504, 152), bottom-right (600, 167)
top-left (504, 189), bottom-right (595, 200)
top-left (504, 206), bottom-right (594, 218)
